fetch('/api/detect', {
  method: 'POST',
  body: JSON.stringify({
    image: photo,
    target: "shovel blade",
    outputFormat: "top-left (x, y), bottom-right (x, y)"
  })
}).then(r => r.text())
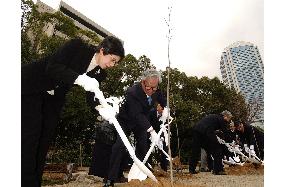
top-left (128, 156), bottom-right (157, 182)
top-left (128, 163), bottom-right (147, 182)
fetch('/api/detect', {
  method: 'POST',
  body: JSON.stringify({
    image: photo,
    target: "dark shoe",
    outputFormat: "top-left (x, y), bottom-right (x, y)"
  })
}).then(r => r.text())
top-left (161, 165), bottom-right (168, 172)
top-left (115, 176), bottom-right (128, 183)
top-left (103, 179), bottom-right (114, 187)
top-left (200, 168), bottom-right (210, 172)
top-left (213, 171), bottom-right (227, 175)
top-left (189, 170), bottom-right (198, 174)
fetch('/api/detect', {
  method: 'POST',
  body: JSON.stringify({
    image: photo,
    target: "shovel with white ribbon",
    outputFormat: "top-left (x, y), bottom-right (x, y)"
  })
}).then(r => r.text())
top-left (93, 88), bottom-right (158, 182)
top-left (128, 116), bottom-right (173, 182)
top-left (243, 145), bottom-right (264, 165)
top-left (217, 136), bottom-right (264, 165)
top-left (217, 136), bottom-right (245, 166)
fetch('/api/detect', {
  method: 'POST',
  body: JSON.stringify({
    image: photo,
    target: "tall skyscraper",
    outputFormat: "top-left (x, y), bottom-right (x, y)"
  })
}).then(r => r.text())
top-left (220, 41), bottom-right (264, 123)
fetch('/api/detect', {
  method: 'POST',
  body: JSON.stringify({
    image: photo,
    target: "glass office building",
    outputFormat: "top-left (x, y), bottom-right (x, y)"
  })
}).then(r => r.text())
top-left (220, 41), bottom-right (264, 122)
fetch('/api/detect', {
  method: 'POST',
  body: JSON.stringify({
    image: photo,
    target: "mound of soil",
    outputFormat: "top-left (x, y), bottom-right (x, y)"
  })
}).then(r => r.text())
top-left (225, 163), bottom-right (264, 175)
top-left (43, 163), bottom-right (264, 187)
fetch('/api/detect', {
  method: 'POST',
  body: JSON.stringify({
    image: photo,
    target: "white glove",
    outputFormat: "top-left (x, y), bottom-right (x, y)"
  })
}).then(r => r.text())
top-left (158, 137), bottom-right (164, 150)
top-left (234, 145), bottom-right (241, 152)
top-left (74, 73), bottom-right (99, 92)
top-left (95, 104), bottom-right (116, 122)
top-left (161, 124), bottom-right (169, 146)
top-left (244, 144), bottom-right (250, 153)
top-left (74, 74), bottom-right (107, 103)
top-left (228, 157), bottom-right (236, 164)
top-left (233, 156), bottom-right (240, 163)
top-left (159, 107), bottom-right (170, 123)
top-left (148, 127), bottom-right (159, 145)
top-left (250, 145), bottom-right (256, 155)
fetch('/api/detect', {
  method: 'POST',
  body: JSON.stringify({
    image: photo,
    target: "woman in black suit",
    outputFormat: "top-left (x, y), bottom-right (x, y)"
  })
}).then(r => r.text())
top-left (21, 36), bottom-right (124, 187)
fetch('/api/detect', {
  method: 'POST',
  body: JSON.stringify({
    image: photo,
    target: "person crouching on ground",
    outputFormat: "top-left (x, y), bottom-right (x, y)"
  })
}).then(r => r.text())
top-left (188, 110), bottom-right (233, 175)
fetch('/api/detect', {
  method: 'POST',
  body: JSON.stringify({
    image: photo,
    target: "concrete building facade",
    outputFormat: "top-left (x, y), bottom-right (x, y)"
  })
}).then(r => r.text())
top-left (35, 0), bottom-right (122, 42)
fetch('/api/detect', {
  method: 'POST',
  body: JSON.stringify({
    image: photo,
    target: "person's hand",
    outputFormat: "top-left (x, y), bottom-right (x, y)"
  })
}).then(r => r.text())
top-left (148, 126), bottom-right (159, 145)
top-left (74, 73), bottom-right (99, 92)
top-left (249, 145), bottom-right (256, 155)
top-left (157, 137), bottom-right (164, 150)
top-left (150, 130), bottom-right (159, 145)
top-left (244, 144), bottom-right (250, 153)
top-left (234, 145), bottom-right (241, 152)
top-left (159, 107), bottom-right (170, 123)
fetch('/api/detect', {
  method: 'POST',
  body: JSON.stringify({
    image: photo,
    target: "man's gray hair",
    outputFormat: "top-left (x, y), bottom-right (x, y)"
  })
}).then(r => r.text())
top-left (221, 110), bottom-right (233, 118)
top-left (140, 69), bottom-right (162, 83)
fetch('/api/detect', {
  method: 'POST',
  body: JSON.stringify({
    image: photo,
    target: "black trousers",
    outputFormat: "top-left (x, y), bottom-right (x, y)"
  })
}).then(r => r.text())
top-left (158, 139), bottom-right (168, 171)
top-left (21, 93), bottom-right (63, 187)
top-left (148, 134), bottom-right (168, 171)
top-left (107, 125), bottom-right (149, 181)
top-left (188, 130), bottom-right (224, 173)
top-left (89, 141), bottom-right (112, 178)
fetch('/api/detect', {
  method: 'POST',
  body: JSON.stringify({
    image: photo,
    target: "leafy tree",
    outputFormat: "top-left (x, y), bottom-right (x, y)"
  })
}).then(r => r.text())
top-left (158, 68), bottom-right (248, 162)
top-left (21, 0), bottom-right (34, 31)
top-left (246, 98), bottom-right (263, 124)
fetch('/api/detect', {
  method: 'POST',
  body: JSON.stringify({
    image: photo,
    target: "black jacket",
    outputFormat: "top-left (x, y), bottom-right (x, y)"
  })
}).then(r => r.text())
top-left (193, 114), bottom-right (229, 143)
top-left (117, 83), bottom-right (166, 131)
top-left (22, 38), bottom-right (106, 94)
top-left (21, 38), bottom-right (106, 111)
top-left (223, 130), bottom-right (237, 143)
top-left (194, 114), bottom-right (228, 134)
top-left (238, 124), bottom-right (264, 148)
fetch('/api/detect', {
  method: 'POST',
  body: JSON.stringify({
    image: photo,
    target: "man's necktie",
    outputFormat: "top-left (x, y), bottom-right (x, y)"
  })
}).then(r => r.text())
top-left (147, 96), bottom-right (152, 105)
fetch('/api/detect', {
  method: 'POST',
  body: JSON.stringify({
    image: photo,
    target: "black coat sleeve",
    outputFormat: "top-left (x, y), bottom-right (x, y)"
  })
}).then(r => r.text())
top-left (46, 39), bottom-right (85, 86)
top-left (244, 125), bottom-right (263, 147)
top-left (155, 90), bottom-right (167, 108)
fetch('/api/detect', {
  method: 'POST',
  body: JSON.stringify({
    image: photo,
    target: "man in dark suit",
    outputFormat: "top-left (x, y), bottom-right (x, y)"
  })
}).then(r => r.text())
top-left (21, 36), bottom-right (125, 187)
top-left (188, 110), bottom-right (232, 175)
top-left (104, 69), bottom-right (166, 187)
top-left (234, 121), bottom-right (264, 160)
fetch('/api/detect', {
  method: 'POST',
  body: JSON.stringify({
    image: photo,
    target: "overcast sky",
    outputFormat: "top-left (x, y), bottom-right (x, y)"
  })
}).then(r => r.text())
top-left (33, 0), bottom-right (263, 79)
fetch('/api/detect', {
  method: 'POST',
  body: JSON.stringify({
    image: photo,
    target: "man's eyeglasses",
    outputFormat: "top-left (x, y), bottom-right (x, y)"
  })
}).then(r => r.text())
top-left (143, 81), bottom-right (158, 91)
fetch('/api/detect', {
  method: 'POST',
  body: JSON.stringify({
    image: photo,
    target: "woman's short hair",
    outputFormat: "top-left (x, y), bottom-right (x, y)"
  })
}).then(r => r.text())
top-left (96, 36), bottom-right (125, 60)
